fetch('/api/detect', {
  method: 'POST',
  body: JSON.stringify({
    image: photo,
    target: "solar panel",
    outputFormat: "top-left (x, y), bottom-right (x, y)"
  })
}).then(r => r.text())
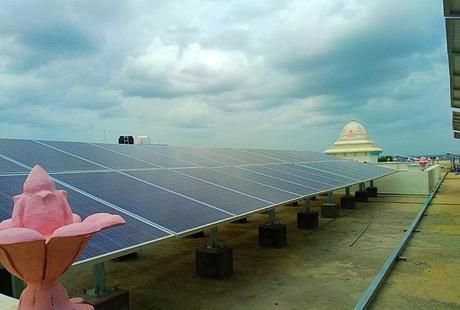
top-left (41, 140), bottom-right (159, 170)
top-left (54, 171), bottom-right (233, 233)
top-left (126, 169), bottom-right (270, 214)
top-left (213, 166), bottom-right (319, 196)
top-left (0, 175), bottom-right (171, 262)
top-left (0, 138), bottom-right (395, 265)
top-left (97, 144), bottom-right (198, 168)
top-left (0, 157), bottom-right (28, 174)
top-left (0, 139), bottom-right (102, 173)
top-left (178, 168), bottom-right (300, 204)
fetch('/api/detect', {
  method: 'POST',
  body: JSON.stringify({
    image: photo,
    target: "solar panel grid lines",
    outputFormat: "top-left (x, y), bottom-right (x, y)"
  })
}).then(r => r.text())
top-left (248, 165), bottom-right (340, 188)
top-left (88, 142), bottom-right (164, 168)
top-left (169, 168), bottom-right (276, 204)
top-left (207, 148), bottom-right (269, 165)
top-left (236, 166), bottom-right (322, 191)
top-left (273, 164), bottom-right (353, 186)
top-left (179, 168), bottom-right (301, 203)
top-left (130, 144), bottom-right (201, 168)
top-left (166, 146), bottom-right (228, 167)
top-left (51, 176), bottom-right (177, 235)
top-left (290, 164), bottom-right (360, 182)
top-left (262, 165), bottom-right (345, 187)
top-left (213, 166), bottom-right (319, 196)
top-left (0, 139), bottom-right (102, 172)
top-left (207, 167), bottom-right (304, 197)
top-left (240, 148), bottom-right (290, 163)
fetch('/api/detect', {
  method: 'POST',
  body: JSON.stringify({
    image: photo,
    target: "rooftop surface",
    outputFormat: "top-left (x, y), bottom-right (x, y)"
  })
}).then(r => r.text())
top-left (60, 172), bottom-right (459, 309)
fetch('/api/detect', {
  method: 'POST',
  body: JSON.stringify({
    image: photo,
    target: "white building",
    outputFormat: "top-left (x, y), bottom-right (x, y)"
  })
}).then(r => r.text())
top-left (324, 119), bottom-right (383, 163)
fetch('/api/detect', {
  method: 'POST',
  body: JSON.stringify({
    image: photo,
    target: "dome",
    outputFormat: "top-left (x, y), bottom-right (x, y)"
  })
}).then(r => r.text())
top-left (338, 119), bottom-right (368, 141)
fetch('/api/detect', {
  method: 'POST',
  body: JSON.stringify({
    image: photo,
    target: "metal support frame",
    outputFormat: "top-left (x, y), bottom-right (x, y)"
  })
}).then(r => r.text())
top-left (353, 171), bottom-right (447, 310)
top-left (359, 182), bottom-right (365, 191)
top-left (370, 180), bottom-right (374, 188)
top-left (207, 227), bottom-right (221, 248)
top-left (85, 262), bottom-right (115, 297)
top-left (11, 275), bottom-right (24, 299)
top-left (303, 197), bottom-right (313, 212)
top-left (267, 209), bottom-right (276, 225)
top-left (327, 191), bottom-right (334, 204)
top-left (345, 187), bottom-right (351, 197)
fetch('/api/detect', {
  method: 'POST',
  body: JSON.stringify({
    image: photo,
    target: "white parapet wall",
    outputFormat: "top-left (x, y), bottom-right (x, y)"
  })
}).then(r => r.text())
top-left (372, 164), bottom-right (441, 195)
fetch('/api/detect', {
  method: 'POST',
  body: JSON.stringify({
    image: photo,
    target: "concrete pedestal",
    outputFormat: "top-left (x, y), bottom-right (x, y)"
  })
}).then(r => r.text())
top-left (84, 289), bottom-right (129, 310)
top-left (187, 231), bottom-right (205, 238)
top-left (258, 224), bottom-right (286, 248)
top-left (297, 210), bottom-right (319, 229)
top-left (113, 252), bottom-right (138, 262)
top-left (340, 196), bottom-right (356, 209)
top-left (231, 218), bottom-right (248, 224)
top-left (366, 186), bottom-right (378, 197)
top-left (321, 203), bottom-right (340, 218)
top-left (355, 190), bottom-right (369, 202)
top-left (196, 246), bottom-right (233, 279)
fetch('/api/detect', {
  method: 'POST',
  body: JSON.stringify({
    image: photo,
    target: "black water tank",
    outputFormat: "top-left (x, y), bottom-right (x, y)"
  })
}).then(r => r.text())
top-left (118, 136), bottom-right (134, 144)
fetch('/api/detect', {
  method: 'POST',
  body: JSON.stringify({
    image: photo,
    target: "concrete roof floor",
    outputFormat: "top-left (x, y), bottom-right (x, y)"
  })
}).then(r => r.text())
top-left (62, 174), bottom-right (460, 309)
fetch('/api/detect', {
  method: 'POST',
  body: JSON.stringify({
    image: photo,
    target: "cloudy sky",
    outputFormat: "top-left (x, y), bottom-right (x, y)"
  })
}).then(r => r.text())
top-left (0, 0), bottom-right (454, 154)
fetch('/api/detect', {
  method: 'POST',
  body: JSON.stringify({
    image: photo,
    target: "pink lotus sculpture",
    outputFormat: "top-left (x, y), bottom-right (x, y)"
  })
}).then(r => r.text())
top-left (0, 165), bottom-right (126, 309)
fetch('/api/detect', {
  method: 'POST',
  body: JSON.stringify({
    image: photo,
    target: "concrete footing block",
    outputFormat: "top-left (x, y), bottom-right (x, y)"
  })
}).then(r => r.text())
top-left (321, 203), bottom-right (340, 218)
top-left (340, 196), bottom-right (356, 209)
top-left (355, 190), bottom-right (368, 202)
top-left (258, 224), bottom-right (286, 248)
top-left (231, 217), bottom-right (248, 223)
top-left (84, 289), bottom-right (130, 310)
top-left (196, 246), bottom-right (233, 279)
top-left (187, 231), bottom-right (205, 238)
top-left (113, 252), bottom-right (138, 262)
top-left (366, 186), bottom-right (378, 197)
top-left (297, 210), bottom-right (319, 229)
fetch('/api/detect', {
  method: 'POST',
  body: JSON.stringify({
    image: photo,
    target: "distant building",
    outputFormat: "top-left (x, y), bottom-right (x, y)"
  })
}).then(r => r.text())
top-left (324, 119), bottom-right (383, 163)
top-left (135, 136), bottom-right (151, 145)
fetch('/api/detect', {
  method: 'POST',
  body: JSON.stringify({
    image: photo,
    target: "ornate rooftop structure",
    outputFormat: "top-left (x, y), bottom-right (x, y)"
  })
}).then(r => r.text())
top-left (325, 119), bottom-right (383, 163)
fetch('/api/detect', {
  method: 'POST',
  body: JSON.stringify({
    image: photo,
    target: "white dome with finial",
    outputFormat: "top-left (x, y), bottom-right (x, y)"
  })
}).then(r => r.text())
top-left (324, 118), bottom-right (383, 163)
top-left (339, 119), bottom-right (368, 141)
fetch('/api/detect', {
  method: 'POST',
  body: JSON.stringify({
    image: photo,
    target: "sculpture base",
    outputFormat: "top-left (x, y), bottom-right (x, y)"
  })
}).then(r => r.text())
top-left (297, 210), bottom-right (319, 229)
top-left (355, 190), bottom-right (369, 202)
top-left (321, 203), bottom-right (340, 218)
top-left (340, 196), bottom-right (356, 209)
top-left (196, 246), bottom-right (233, 279)
top-left (84, 289), bottom-right (129, 310)
top-left (19, 281), bottom-right (94, 310)
top-left (258, 224), bottom-right (286, 248)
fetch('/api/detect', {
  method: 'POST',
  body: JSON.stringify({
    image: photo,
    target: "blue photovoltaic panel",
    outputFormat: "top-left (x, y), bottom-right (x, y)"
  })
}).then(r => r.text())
top-left (135, 145), bottom-right (223, 167)
top-left (304, 162), bottom-right (370, 180)
top-left (97, 144), bottom-right (198, 168)
top-left (41, 141), bottom-right (158, 170)
top-left (171, 147), bottom-right (247, 166)
top-left (55, 171), bottom-right (232, 233)
top-left (204, 148), bottom-right (269, 165)
top-left (213, 166), bottom-right (318, 196)
top-left (281, 164), bottom-right (358, 184)
top-left (287, 150), bottom-right (342, 162)
top-left (178, 168), bottom-right (300, 204)
top-left (126, 169), bottom-right (269, 214)
top-left (316, 161), bottom-right (379, 179)
top-left (265, 164), bottom-right (350, 187)
top-left (0, 157), bottom-right (28, 174)
top-left (0, 139), bottom-right (102, 172)
top-left (0, 175), bottom-right (171, 262)
top-left (242, 165), bottom-right (335, 191)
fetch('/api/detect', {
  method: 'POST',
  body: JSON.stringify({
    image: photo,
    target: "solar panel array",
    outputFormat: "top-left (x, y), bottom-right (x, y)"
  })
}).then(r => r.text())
top-left (0, 139), bottom-right (393, 264)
